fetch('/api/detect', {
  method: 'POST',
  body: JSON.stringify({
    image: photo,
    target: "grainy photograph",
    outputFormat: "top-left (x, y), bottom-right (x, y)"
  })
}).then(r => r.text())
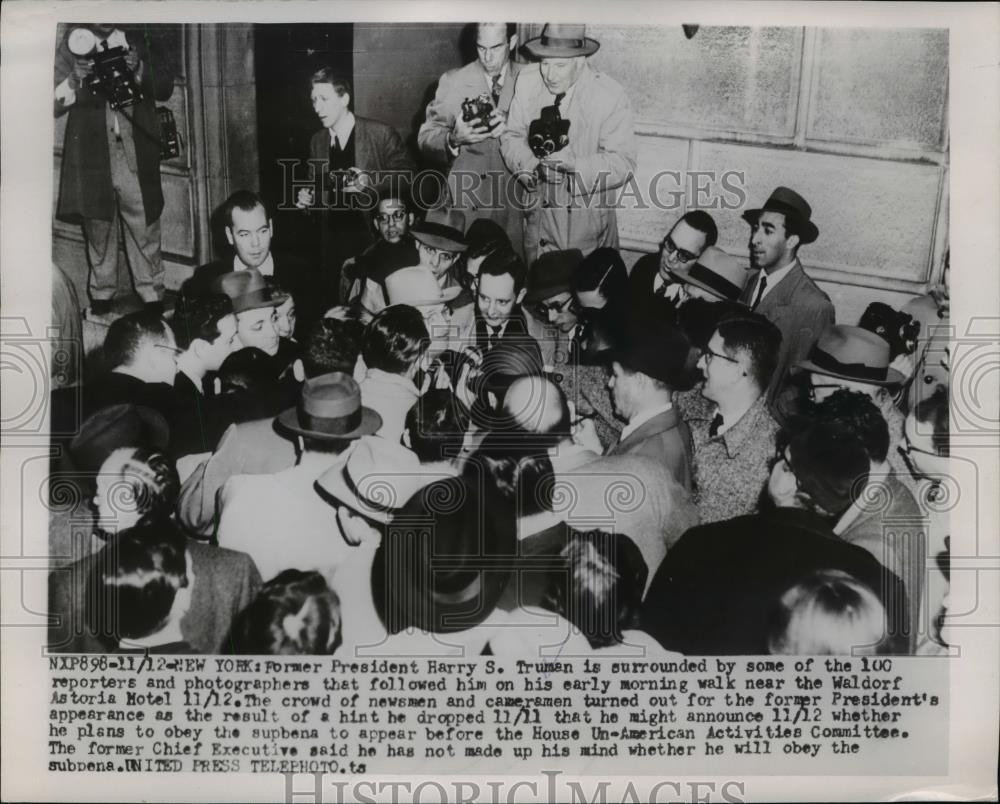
top-left (2, 2), bottom-right (998, 801)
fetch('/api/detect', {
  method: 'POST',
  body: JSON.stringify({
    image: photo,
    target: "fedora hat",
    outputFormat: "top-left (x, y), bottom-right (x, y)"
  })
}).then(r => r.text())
top-left (741, 186), bottom-right (819, 245)
top-left (211, 268), bottom-right (288, 314)
top-left (317, 436), bottom-right (451, 525)
top-left (524, 24), bottom-right (600, 58)
top-left (69, 404), bottom-right (170, 473)
top-left (411, 208), bottom-right (467, 253)
top-left (796, 325), bottom-right (905, 386)
top-left (276, 372), bottom-right (382, 441)
top-left (385, 266), bottom-right (461, 307)
top-left (611, 318), bottom-right (692, 387)
top-left (672, 246), bottom-right (750, 302)
top-left (524, 248), bottom-right (583, 303)
top-left (371, 476), bottom-right (517, 634)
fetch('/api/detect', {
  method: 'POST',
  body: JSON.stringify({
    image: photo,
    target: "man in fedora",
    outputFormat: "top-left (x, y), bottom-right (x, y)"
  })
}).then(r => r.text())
top-left (522, 248), bottom-right (585, 373)
top-left (385, 265), bottom-right (474, 358)
top-left (419, 23), bottom-right (523, 255)
top-left (216, 372), bottom-right (381, 582)
top-left (740, 186), bottom-right (835, 422)
top-left (211, 268), bottom-right (289, 358)
top-left (501, 24), bottom-right (637, 264)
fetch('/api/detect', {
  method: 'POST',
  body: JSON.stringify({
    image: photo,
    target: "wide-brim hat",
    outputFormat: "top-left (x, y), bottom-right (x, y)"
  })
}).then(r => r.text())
top-left (69, 404), bottom-right (170, 473)
top-left (672, 245), bottom-right (750, 302)
top-left (524, 24), bottom-right (600, 58)
top-left (385, 266), bottom-right (462, 307)
top-left (796, 325), bottom-right (905, 386)
top-left (411, 208), bottom-right (467, 253)
top-left (371, 476), bottom-right (516, 635)
top-left (316, 436), bottom-right (451, 525)
top-left (524, 248), bottom-right (583, 303)
top-left (741, 186), bottom-right (819, 245)
top-left (211, 268), bottom-right (289, 314)
top-left (276, 371), bottom-right (382, 441)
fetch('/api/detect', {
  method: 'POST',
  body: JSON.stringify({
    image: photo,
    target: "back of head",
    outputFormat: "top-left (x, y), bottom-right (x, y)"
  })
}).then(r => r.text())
top-left (502, 375), bottom-right (571, 444)
top-left (405, 389), bottom-right (469, 463)
top-left (103, 310), bottom-right (168, 371)
top-left (914, 384), bottom-right (949, 457)
top-left (681, 209), bottom-right (719, 248)
top-left (362, 305), bottom-right (430, 375)
top-left (462, 432), bottom-right (555, 517)
top-left (677, 298), bottom-right (745, 351)
top-left (465, 218), bottom-right (511, 260)
top-left (171, 293), bottom-right (232, 351)
top-left (784, 420), bottom-right (870, 517)
top-left (808, 388), bottom-right (890, 464)
top-left (104, 447), bottom-right (181, 526)
top-left (230, 570), bottom-right (343, 655)
top-left (87, 520), bottom-right (188, 645)
top-left (304, 318), bottom-right (365, 378)
top-left (574, 247), bottom-right (629, 303)
top-left (218, 347), bottom-right (275, 395)
top-left (768, 569), bottom-right (887, 655)
top-left (716, 311), bottom-right (783, 391)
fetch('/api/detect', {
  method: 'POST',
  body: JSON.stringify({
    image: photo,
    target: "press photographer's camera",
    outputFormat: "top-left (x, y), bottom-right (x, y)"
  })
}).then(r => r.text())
top-left (67, 27), bottom-right (142, 110)
top-left (461, 94), bottom-right (496, 128)
top-left (528, 104), bottom-right (570, 158)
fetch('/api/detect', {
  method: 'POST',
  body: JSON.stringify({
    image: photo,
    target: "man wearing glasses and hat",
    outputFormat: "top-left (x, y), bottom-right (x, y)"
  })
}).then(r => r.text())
top-left (501, 24), bottom-right (637, 263)
top-left (740, 186), bottom-right (835, 421)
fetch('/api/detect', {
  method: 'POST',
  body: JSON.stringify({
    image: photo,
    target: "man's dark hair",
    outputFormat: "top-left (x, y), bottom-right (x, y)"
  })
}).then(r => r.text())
top-left (310, 69), bottom-right (352, 109)
top-left (781, 420), bottom-right (870, 518)
top-left (478, 248), bottom-right (527, 294)
top-left (914, 384), bottom-right (949, 457)
top-left (303, 318), bottom-right (365, 378)
top-left (809, 389), bottom-right (890, 464)
top-left (716, 312), bottom-right (783, 391)
top-left (405, 389), bottom-right (470, 463)
top-left (375, 184), bottom-right (412, 213)
top-left (103, 310), bottom-right (170, 370)
top-left (218, 347), bottom-right (274, 395)
top-left (680, 210), bottom-right (718, 248)
top-left (574, 247), bottom-right (629, 303)
top-left (221, 189), bottom-right (268, 229)
top-left (171, 293), bottom-right (233, 351)
top-left (462, 434), bottom-right (554, 517)
top-left (362, 305), bottom-right (430, 375)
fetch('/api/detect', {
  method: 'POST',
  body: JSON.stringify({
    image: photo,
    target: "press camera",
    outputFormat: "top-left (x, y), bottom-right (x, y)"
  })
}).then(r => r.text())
top-left (67, 27), bottom-right (142, 110)
top-left (461, 94), bottom-right (498, 128)
top-left (528, 104), bottom-right (570, 158)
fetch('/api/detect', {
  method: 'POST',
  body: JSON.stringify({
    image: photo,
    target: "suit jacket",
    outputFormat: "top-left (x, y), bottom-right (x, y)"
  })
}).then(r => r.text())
top-left (216, 453), bottom-right (353, 583)
top-left (48, 529), bottom-right (262, 653)
top-left (176, 418), bottom-right (298, 536)
top-left (739, 260), bottom-right (835, 421)
top-left (55, 25), bottom-right (175, 224)
top-left (308, 116), bottom-right (414, 188)
top-left (85, 373), bottom-right (184, 455)
top-left (608, 407), bottom-right (694, 492)
top-left (501, 63), bottom-right (637, 263)
top-left (640, 507), bottom-right (909, 655)
top-left (418, 60), bottom-right (523, 252)
top-left (627, 253), bottom-right (683, 322)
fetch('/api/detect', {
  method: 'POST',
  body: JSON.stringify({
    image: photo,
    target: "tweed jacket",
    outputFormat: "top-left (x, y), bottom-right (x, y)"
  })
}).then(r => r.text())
top-left (48, 530), bottom-right (262, 653)
top-left (418, 59), bottom-right (524, 252)
top-left (739, 260), bottom-right (835, 421)
top-left (608, 406), bottom-right (694, 492)
top-left (681, 390), bottom-right (780, 524)
top-left (500, 63), bottom-right (637, 263)
top-left (55, 25), bottom-right (176, 225)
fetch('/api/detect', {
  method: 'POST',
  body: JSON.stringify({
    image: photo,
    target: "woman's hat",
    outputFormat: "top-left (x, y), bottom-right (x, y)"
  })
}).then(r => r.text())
top-left (672, 246), bottom-right (750, 302)
top-left (211, 268), bottom-right (288, 314)
top-left (524, 24), bottom-right (601, 58)
top-left (385, 266), bottom-right (461, 307)
top-left (276, 372), bottom-right (382, 441)
top-left (741, 186), bottom-right (819, 245)
top-left (411, 208), bottom-right (467, 253)
top-left (796, 325), bottom-right (905, 386)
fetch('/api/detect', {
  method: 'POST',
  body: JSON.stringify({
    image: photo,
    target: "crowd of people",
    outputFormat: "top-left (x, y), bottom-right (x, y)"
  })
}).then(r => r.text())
top-left (49, 23), bottom-right (952, 658)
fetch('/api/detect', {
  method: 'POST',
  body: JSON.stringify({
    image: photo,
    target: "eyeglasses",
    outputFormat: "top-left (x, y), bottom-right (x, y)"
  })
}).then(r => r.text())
top-left (662, 234), bottom-right (699, 264)
top-left (535, 296), bottom-right (574, 316)
top-left (901, 440), bottom-right (939, 459)
top-left (376, 210), bottom-right (407, 224)
top-left (702, 347), bottom-right (739, 366)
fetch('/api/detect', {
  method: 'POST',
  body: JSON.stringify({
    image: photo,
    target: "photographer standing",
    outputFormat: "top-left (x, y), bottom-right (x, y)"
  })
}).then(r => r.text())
top-left (500, 24), bottom-right (636, 265)
top-left (418, 23), bottom-right (522, 256)
top-left (54, 24), bottom-right (176, 314)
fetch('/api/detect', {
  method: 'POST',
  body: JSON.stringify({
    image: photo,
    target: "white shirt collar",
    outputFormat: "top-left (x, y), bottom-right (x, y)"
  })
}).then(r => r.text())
top-left (754, 258), bottom-right (796, 302)
top-left (235, 252), bottom-right (274, 278)
top-left (329, 112), bottom-right (356, 149)
top-left (620, 401), bottom-right (672, 443)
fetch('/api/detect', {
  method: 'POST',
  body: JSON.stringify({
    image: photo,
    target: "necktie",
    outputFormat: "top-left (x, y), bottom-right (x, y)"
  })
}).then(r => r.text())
top-left (333, 134), bottom-right (342, 153)
top-left (554, 93), bottom-right (565, 112)
top-left (487, 325), bottom-right (500, 350)
top-left (491, 74), bottom-right (502, 106)
top-left (750, 274), bottom-right (768, 311)
top-left (655, 279), bottom-right (669, 298)
top-left (709, 413), bottom-right (724, 438)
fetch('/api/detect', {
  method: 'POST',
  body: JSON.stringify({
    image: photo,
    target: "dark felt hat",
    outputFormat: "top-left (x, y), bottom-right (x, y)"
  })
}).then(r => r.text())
top-left (411, 208), bottom-right (467, 253)
top-left (611, 318), bottom-right (693, 387)
top-left (465, 218), bottom-right (511, 255)
top-left (524, 24), bottom-right (601, 58)
top-left (276, 372), bottom-right (382, 441)
top-left (524, 248), bottom-right (583, 303)
top-left (69, 404), bottom-right (170, 473)
top-left (211, 268), bottom-right (289, 314)
top-left (741, 186), bottom-right (819, 245)
top-left (371, 476), bottom-right (516, 634)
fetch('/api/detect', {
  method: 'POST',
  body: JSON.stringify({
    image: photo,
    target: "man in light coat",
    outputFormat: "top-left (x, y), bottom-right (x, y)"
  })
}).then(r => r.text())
top-left (500, 24), bottom-right (637, 264)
